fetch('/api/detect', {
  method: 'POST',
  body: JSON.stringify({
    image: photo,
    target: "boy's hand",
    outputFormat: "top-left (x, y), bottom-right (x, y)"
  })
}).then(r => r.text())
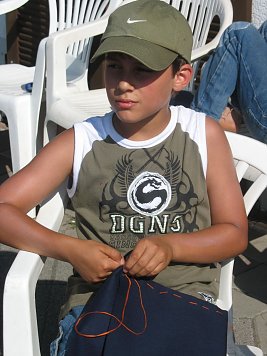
top-left (67, 239), bottom-right (124, 283)
top-left (123, 237), bottom-right (173, 277)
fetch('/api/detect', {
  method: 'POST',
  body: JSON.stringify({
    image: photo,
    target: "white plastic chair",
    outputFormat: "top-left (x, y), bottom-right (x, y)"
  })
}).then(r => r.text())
top-left (216, 132), bottom-right (267, 356)
top-left (3, 132), bottom-right (267, 356)
top-left (44, 0), bottom-right (233, 142)
top-left (0, 0), bottom-right (122, 173)
top-left (3, 181), bottom-right (69, 356)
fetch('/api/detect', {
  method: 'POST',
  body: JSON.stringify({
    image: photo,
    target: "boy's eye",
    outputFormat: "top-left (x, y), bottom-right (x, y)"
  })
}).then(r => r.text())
top-left (136, 66), bottom-right (154, 73)
top-left (106, 62), bottom-right (121, 70)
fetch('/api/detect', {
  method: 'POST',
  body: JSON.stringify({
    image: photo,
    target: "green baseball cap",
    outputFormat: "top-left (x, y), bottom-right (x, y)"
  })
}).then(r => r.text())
top-left (91, 0), bottom-right (193, 70)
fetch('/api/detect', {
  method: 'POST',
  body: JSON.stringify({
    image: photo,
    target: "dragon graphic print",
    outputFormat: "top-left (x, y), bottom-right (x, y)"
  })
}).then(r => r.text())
top-left (100, 146), bottom-right (199, 250)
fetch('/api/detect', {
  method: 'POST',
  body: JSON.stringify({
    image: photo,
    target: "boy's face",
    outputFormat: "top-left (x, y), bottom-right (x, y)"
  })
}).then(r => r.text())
top-left (104, 53), bottom-right (178, 139)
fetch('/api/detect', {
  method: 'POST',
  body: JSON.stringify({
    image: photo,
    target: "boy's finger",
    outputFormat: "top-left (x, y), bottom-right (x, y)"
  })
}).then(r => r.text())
top-left (124, 248), bottom-right (154, 275)
top-left (103, 245), bottom-right (124, 264)
top-left (123, 248), bottom-right (144, 272)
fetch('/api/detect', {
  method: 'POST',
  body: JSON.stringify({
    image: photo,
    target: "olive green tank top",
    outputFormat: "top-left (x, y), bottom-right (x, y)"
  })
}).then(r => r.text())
top-left (60, 106), bottom-right (218, 319)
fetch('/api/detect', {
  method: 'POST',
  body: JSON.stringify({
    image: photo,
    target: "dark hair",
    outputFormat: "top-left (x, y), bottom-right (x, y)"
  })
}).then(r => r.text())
top-left (172, 55), bottom-right (188, 75)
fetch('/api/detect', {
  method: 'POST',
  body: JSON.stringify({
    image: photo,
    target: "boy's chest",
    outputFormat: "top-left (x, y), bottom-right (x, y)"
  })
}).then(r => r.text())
top-left (73, 136), bottom-right (210, 242)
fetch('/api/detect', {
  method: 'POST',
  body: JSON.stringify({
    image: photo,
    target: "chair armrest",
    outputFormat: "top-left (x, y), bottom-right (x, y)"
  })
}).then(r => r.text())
top-left (191, 29), bottom-right (228, 61)
top-left (3, 183), bottom-right (68, 356)
top-left (191, 5), bottom-right (233, 62)
top-left (191, 39), bottom-right (220, 62)
top-left (3, 251), bottom-right (45, 356)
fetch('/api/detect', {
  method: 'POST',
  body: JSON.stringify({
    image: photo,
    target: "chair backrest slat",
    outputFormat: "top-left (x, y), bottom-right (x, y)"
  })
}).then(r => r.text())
top-left (244, 174), bottom-right (267, 215)
top-left (234, 160), bottom-right (250, 182)
top-left (48, 0), bottom-right (122, 64)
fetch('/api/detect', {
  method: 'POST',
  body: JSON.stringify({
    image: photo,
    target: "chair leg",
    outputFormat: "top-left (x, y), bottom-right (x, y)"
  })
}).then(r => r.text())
top-left (3, 251), bottom-right (44, 356)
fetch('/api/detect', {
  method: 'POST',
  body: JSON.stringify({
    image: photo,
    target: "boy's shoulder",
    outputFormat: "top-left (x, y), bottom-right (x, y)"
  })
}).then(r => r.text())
top-left (171, 104), bottom-right (206, 120)
top-left (74, 111), bottom-right (113, 135)
top-left (205, 115), bottom-right (229, 150)
top-left (171, 105), bottom-right (195, 114)
top-left (171, 105), bottom-right (206, 133)
top-left (205, 115), bottom-right (226, 138)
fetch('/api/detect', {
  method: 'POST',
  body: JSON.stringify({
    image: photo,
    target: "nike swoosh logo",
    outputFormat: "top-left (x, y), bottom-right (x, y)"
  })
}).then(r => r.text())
top-left (127, 18), bottom-right (147, 24)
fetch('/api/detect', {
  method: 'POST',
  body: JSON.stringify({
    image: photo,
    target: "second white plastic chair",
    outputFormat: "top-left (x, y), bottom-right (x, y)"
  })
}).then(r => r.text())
top-left (0, 0), bottom-right (122, 173)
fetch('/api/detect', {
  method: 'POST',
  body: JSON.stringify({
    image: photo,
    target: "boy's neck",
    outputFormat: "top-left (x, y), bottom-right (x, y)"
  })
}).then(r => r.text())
top-left (112, 108), bottom-right (171, 141)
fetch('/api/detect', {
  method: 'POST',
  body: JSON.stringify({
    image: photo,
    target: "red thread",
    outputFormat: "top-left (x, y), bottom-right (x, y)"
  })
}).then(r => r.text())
top-left (74, 274), bottom-right (147, 338)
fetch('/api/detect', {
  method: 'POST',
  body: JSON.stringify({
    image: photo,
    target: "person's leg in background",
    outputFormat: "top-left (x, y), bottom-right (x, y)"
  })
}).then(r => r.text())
top-left (191, 21), bottom-right (267, 143)
top-left (258, 20), bottom-right (267, 42)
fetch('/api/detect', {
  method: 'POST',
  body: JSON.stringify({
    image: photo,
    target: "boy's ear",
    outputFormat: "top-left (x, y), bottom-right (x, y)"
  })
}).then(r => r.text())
top-left (172, 64), bottom-right (193, 92)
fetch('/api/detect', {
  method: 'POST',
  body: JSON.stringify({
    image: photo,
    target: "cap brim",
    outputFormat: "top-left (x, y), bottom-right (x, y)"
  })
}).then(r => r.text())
top-left (91, 36), bottom-right (178, 71)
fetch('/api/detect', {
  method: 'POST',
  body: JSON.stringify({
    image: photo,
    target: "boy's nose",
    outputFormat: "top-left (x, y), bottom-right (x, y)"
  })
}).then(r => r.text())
top-left (117, 80), bottom-right (134, 92)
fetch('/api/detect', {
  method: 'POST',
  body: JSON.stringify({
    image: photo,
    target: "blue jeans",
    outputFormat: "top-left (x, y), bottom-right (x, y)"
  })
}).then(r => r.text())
top-left (191, 21), bottom-right (267, 143)
top-left (50, 306), bottom-right (83, 356)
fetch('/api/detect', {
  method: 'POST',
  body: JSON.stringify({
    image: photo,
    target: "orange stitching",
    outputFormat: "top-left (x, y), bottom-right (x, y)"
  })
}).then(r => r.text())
top-left (188, 301), bottom-right (198, 305)
top-left (75, 276), bottom-right (225, 339)
top-left (216, 310), bottom-right (224, 315)
top-left (201, 306), bottom-right (209, 310)
top-left (146, 282), bottom-right (154, 289)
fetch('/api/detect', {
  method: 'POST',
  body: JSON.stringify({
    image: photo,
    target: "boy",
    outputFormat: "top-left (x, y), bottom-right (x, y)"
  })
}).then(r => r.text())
top-left (0, 1), bottom-right (247, 354)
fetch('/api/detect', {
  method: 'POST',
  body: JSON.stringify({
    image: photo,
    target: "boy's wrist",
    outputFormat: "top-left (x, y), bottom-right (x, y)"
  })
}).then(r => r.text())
top-left (51, 232), bottom-right (78, 263)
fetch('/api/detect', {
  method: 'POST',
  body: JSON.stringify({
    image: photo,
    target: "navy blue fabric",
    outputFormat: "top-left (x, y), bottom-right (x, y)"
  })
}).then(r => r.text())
top-left (66, 266), bottom-right (227, 355)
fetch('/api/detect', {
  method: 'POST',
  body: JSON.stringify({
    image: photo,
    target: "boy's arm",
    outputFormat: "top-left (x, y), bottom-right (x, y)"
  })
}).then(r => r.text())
top-left (125, 118), bottom-right (248, 277)
top-left (0, 129), bottom-right (123, 282)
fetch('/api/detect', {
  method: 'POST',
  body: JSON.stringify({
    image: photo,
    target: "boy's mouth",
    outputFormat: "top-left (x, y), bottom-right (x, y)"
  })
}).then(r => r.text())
top-left (115, 99), bottom-right (137, 110)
